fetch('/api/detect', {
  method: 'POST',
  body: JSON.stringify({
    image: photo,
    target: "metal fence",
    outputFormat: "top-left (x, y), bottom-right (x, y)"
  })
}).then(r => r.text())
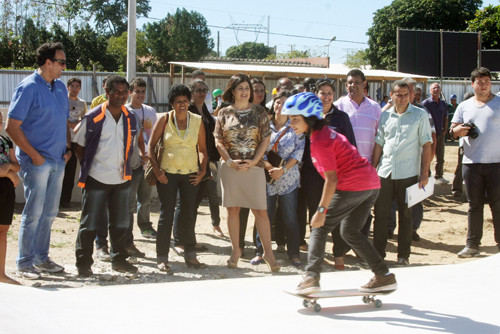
top-left (1, 69), bottom-right (499, 111)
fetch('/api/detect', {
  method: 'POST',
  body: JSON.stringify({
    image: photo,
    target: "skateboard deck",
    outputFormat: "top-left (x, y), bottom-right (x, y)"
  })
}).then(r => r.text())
top-left (285, 289), bottom-right (395, 312)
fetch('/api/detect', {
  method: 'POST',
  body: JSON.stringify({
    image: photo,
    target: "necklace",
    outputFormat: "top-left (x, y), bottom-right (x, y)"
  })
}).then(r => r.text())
top-left (173, 111), bottom-right (190, 139)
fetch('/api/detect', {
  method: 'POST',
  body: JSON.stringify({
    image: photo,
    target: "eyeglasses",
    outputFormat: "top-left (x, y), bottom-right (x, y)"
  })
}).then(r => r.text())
top-left (51, 58), bottom-right (67, 66)
top-left (194, 89), bottom-right (208, 94)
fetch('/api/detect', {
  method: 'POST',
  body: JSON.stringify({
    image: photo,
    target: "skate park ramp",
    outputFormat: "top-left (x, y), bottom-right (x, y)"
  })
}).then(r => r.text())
top-left (2, 254), bottom-right (499, 334)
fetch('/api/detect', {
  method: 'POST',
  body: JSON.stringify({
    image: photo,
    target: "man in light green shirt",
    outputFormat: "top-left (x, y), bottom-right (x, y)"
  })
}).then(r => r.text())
top-left (371, 80), bottom-right (432, 266)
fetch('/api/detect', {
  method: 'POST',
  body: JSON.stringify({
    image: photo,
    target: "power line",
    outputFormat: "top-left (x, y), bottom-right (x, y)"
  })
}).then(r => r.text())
top-left (138, 16), bottom-right (366, 45)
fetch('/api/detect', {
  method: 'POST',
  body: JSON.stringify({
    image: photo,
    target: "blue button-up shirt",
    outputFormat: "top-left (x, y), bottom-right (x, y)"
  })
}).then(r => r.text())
top-left (375, 104), bottom-right (433, 179)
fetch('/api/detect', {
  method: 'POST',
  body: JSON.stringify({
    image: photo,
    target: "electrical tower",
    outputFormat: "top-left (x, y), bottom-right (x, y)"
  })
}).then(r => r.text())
top-left (227, 16), bottom-right (270, 46)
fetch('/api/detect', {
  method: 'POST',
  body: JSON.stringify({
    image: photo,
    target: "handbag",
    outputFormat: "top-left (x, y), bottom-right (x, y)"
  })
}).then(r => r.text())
top-left (144, 113), bottom-right (169, 186)
top-left (265, 126), bottom-right (290, 184)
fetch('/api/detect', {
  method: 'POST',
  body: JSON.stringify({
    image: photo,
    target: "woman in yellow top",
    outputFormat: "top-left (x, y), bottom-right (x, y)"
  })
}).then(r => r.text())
top-left (214, 73), bottom-right (279, 271)
top-left (148, 84), bottom-right (207, 273)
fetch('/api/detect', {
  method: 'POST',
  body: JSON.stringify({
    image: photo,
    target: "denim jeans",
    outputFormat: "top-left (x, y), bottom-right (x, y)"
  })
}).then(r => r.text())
top-left (373, 175), bottom-right (418, 260)
top-left (157, 173), bottom-right (199, 263)
top-left (388, 199), bottom-right (424, 232)
top-left (435, 132), bottom-right (445, 179)
top-left (463, 163), bottom-right (500, 248)
top-left (17, 158), bottom-right (65, 269)
top-left (255, 188), bottom-right (300, 259)
top-left (196, 177), bottom-right (221, 227)
top-left (452, 147), bottom-right (464, 194)
top-left (305, 188), bottom-right (388, 277)
top-left (125, 167), bottom-right (154, 246)
top-left (75, 176), bottom-right (131, 268)
top-left (60, 152), bottom-right (77, 205)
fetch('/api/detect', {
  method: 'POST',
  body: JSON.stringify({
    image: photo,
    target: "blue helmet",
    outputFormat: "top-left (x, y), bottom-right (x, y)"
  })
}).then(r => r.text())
top-left (281, 92), bottom-right (323, 119)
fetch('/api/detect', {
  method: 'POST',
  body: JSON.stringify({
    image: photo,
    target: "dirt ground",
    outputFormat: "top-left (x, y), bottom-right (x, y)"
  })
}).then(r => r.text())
top-left (4, 141), bottom-right (498, 288)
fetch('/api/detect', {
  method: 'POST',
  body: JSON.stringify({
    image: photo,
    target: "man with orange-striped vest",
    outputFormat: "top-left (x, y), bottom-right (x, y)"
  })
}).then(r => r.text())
top-left (72, 75), bottom-right (138, 277)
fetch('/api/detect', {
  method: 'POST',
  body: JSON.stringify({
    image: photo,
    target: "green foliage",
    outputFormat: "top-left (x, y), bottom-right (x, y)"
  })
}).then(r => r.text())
top-left (145, 8), bottom-right (214, 72)
top-left (226, 42), bottom-right (271, 59)
top-left (467, 5), bottom-right (500, 49)
top-left (86, 0), bottom-right (151, 36)
top-left (344, 49), bottom-right (371, 68)
top-left (107, 31), bottom-right (149, 71)
top-left (366, 0), bottom-right (482, 70)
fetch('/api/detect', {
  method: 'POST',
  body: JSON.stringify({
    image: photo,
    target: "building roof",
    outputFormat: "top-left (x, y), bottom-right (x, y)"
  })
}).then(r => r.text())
top-left (169, 61), bottom-right (429, 81)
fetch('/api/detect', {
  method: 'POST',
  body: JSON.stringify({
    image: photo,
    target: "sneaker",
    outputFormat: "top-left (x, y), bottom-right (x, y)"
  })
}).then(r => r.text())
top-left (96, 247), bottom-right (112, 262)
top-left (394, 257), bottom-right (410, 266)
top-left (172, 245), bottom-right (185, 255)
top-left (16, 266), bottom-right (41, 280)
top-left (299, 244), bottom-right (308, 252)
top-left (112, 261), bottom-right (138, 273)
top-left (77, 267), bottom-right (93, 277)
top-left (34, 258), bottom-right (64, 273)
top-left (141, 228), bottom-right (157, 239)
top-left (359, 273), bottom-right (397, 292)
top-left (435, 177), bottom-right (449, 185)
top-left (295, 274), bottom-right (321, 295)
top-left (412, 230), bottom-right (421, 242)
top-left (276, 245), bottom-right (286, 253)
top-left (125, 244), bottom-right (145, 258)
top-left (457, 246), bottom-right (480, 258)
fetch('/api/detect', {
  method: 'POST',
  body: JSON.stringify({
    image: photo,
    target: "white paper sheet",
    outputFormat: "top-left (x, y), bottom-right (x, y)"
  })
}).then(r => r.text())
top-left (405, 177), bottom-right (435, 208)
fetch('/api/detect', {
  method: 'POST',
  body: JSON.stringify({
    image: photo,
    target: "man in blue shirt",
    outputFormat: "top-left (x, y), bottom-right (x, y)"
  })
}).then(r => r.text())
top-left (372, 80), bottom-right (433, 266)
top-left (422, 83), bottom-right (448, 184)
top-left (6, 42), bottom-right (71, 280)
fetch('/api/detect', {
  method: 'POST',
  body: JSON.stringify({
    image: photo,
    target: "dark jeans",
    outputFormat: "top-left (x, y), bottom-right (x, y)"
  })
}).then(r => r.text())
top-left (255, 188), bottom-right (300, 259)
top-left (196, 178), bottom-right (220, 227)
top-left (463, 163), bottom-right (500, 248)
top-left (302, 170), bottom-right (348, 256)
top-left (239, 208), bottom-right (251, 250)
top-left (125, 166), bottom-right (154, 246)
top-left (75, 176), bottom-right (131, 269)
top-left (435, 132), bottom-right (445, 179)
top-left (297, 186), bottom-right (308, 246)
top-left (305, 189), bottom-right (388, 277)
top-left (157, 173), bottom-right (199, 263)
top-left (60, 152), bottom-right (77, 206)
top-left (374, 175), bottom-right (418, 260)
top-left (452, 146), bottom-right (464, 194)
top-left (388, 200), bottom-right (424, 232)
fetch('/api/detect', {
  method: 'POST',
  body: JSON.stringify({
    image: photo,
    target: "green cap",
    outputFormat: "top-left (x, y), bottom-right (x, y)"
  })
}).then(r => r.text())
top-left (213, 89), bottom-right (223, 98)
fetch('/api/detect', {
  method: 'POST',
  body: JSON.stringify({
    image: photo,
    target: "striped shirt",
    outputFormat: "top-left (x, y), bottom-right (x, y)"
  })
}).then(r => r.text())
top-left (334, 95), bottom-right (381, 162)
top-left (375, 104), bottom-right (433, 179)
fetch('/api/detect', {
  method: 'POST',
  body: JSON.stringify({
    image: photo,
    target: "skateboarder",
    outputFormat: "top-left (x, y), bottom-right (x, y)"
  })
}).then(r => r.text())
top-left (281, 92), bottom-right (397, 295)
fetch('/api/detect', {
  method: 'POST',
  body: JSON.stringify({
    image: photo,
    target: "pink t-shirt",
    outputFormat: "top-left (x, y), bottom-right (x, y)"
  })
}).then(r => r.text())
top-left (310, 126), bottom-right (380, 192)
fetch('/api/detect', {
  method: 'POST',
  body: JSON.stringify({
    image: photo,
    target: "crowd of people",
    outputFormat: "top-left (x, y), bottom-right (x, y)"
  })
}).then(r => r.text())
top-left (1, 42), bottom-right (499, 293)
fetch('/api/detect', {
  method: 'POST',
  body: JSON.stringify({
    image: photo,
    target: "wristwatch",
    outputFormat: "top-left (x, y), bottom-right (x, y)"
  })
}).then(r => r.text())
top-left (226, 158), bottom-right (233, 167)
top-left (282, 165), bottom-right (288, 174)
top-left (317, 206), bottom-right (327, 215)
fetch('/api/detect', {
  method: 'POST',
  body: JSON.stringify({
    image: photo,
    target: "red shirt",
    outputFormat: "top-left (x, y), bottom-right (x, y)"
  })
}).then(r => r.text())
top-left (310, 126), bottom-right (380, 191)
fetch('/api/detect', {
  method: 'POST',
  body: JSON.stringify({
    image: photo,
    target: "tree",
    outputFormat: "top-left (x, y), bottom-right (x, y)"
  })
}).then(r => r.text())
top-left (226, 42), bottom-right (271, 59)
top-left (86, 0), bottom-right (151, 36)
top-left (107, 31), bottom-right (150, 71)
top-left (145, 8), bottom-right (214, 72)
top-left (72, 23), bottom-right (116, 71)
top-left (344, 49), bottom-right (370, 69)
top-left (366, 0), bottom-right (482, 70)
top-left (467, 5), bottom-right (500, 49)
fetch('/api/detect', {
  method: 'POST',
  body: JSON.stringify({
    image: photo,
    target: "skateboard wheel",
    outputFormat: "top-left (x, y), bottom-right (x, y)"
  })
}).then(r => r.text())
top-left (374, 299), bottom-right (382, 308)
top-left (303, 300), bottom-right (310, 308)
top-left (362, 296), bottom-right (369, 304)
top-left (313, 303), bottom-right (321, 312)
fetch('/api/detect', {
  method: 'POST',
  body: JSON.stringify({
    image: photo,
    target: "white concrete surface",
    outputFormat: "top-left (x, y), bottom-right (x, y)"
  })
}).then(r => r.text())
top-left (1, 254), bottom-right (499, 334)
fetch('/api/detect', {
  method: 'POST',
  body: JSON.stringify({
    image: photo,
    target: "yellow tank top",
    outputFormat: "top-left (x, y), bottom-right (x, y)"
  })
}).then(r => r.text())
top-left (160, 111), bottom-right (202, 174)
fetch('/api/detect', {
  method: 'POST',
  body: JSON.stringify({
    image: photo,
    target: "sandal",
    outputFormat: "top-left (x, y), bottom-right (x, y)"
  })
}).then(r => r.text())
top-left (157, 262), bottom-right (173, 275)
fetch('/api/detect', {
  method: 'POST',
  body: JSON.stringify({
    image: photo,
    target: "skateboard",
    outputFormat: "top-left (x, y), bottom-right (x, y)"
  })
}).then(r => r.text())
top-left (285, 289), bottom-right (395, 312)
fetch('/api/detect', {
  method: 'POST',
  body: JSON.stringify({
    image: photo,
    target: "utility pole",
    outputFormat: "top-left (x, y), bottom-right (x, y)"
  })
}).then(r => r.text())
top-left (126, 0), bottom-right (137, 82)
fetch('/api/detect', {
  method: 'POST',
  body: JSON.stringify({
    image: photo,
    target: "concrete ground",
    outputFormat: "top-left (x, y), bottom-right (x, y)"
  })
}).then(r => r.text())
top-left (2, 254), bottom-right (499, 334)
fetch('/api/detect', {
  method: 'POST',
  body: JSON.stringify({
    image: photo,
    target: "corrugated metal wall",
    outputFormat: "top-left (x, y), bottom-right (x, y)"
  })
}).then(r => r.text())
top-left (1, 70), bottom-right (499, 111)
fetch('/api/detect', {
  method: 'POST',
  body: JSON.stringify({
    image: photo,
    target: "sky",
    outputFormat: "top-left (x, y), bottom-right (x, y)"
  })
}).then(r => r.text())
top-left (137, 0), bottom-right (499, 64)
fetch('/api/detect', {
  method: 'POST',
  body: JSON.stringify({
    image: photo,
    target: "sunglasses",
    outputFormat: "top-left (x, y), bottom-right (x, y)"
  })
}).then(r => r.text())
top-left (51, 58), bottom-right (67, 66)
